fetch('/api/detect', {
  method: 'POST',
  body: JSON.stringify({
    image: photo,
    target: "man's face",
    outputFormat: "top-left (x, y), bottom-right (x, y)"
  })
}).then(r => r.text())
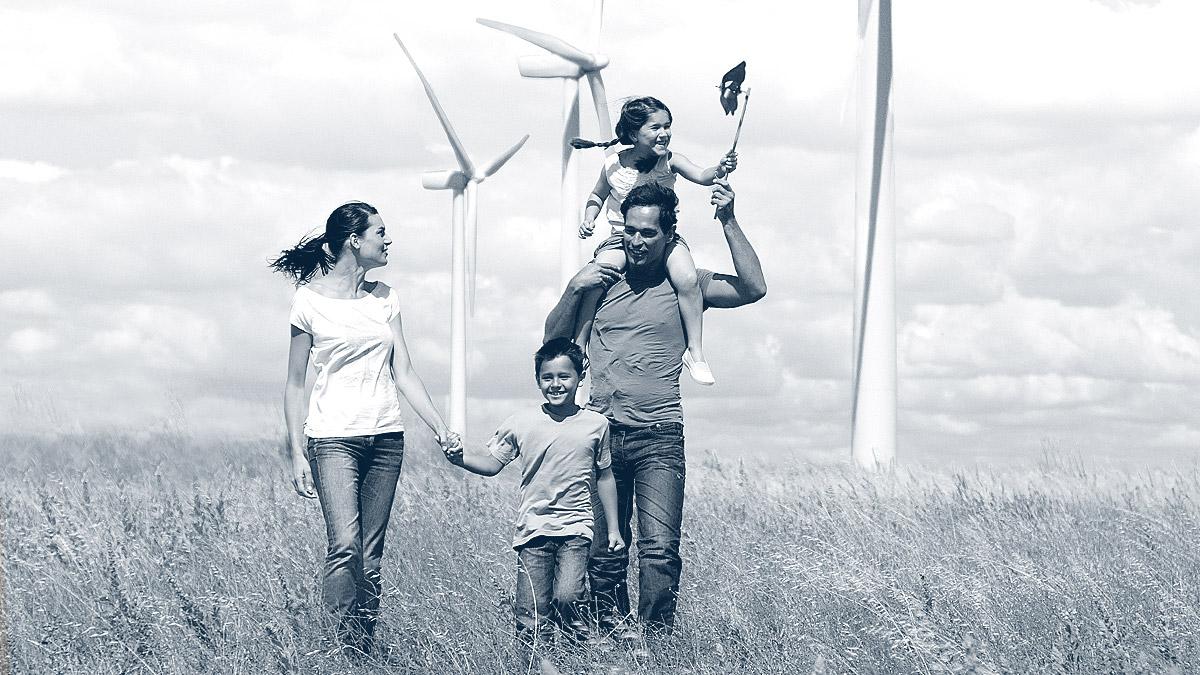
top-left (622, 205), bottom-right (671, 272)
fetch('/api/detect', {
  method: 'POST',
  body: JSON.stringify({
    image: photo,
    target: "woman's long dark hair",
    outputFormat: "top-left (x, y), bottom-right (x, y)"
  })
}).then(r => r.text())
top-left (570, 96), bottom-right (672, 150)
top-left (269, 201), bottom-right (379, 284)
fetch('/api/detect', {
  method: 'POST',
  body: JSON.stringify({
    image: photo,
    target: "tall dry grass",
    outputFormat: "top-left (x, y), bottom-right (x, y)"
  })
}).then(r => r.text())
top-left (1, 431), bottom-right (1198, 674)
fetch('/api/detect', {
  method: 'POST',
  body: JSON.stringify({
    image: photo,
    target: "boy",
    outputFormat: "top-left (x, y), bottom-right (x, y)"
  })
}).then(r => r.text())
top-left (446, 338), bottom-right (624, 647)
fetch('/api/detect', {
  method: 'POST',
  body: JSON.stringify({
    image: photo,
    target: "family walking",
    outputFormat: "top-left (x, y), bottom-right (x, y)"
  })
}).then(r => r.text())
top-left (270, 97), bottom-right (766, 660)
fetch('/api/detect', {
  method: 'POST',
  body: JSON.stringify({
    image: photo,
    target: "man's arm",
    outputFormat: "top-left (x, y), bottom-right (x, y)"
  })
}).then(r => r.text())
top-left (543, 262), bottom-right (623, 342)
top-left (701, 178), bottom-right (767, 309)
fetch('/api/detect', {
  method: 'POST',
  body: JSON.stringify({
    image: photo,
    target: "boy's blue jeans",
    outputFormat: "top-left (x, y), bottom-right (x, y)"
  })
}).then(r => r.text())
top-left (515, 534), bottom-right (592, 646)
top-left (588, 421), bottom-right (686, 636)
top-left (306, 432), bottom-right (405, 651)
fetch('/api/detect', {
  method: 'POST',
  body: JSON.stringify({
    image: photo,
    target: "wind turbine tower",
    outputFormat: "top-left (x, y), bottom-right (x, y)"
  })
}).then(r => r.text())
top-left (394, 34), bottom-right (529, 437)
top-left (478, 0), bottom-right (612, 289)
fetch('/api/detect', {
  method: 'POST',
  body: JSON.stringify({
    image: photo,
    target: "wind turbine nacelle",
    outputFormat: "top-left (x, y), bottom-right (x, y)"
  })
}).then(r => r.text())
top-left (421, 170), bottom-right (470, 190)
top-left (517, 54), bottom-right (585, 79)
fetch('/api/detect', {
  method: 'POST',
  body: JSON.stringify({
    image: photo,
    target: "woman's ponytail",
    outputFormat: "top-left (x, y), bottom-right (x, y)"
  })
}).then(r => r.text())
top-left (269, 231), bottom-right (334, 285)
top-left (570, 137), bottom-right (622, 150)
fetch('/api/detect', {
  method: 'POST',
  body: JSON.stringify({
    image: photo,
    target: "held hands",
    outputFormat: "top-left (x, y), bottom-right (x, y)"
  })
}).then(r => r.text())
top-left (711, 177), bottom-right (736, 221)
top-left (437, 429), bottom-right (464, 464)
top-left (579, 219), bottom-right (597, 239)
top-left (290, 450), bottom-right (317, 499)
top-left (606, 529), bottom-right (626, 553)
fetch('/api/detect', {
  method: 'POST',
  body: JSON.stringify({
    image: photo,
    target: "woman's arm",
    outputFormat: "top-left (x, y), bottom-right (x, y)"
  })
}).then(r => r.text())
top-left (670, 151), bottom-right (737, 186)
top-left (388, 311), bottom-right (453, 446)
top-left (284, 326), bottom-right (316, 498)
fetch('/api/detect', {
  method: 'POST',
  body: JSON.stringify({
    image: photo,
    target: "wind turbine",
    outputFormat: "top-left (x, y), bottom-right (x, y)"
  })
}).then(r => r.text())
top-left (393, 34), bottom-right (529, 437)
top-left (477, 0), bottom-right (612, 289)
top-left (851, 0), bottom-right (896, 470)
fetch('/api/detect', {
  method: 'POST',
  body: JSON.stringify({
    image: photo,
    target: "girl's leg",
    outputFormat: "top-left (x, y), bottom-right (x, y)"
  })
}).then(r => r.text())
top-left (666, 243), bottom-right (714, 385)
top-left (573, 247), bottom-right (627, 348)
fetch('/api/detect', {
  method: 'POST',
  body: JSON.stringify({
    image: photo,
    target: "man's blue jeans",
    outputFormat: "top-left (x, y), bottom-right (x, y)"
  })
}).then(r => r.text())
top-left (588, 421), bottom-right (685, 635)
top-left (514, 535), bottom-right (592, 647)
top-left (306, 432), bottom-right (405, 651)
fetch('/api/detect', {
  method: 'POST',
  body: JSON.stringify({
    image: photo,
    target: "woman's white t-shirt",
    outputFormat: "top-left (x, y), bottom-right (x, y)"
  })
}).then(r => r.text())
top-left (288, 282), bottom-right (406, 438)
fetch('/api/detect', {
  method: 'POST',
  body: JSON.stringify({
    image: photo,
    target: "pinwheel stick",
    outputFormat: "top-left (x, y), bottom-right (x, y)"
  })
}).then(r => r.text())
top-left (714, 88), bottom-right (750, 217)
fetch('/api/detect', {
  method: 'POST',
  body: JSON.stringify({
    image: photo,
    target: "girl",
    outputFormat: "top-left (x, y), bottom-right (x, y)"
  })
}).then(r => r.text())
top-left (270, 201), bottom-right (458, 655)
top-left (572, 96), bottom-right (736, 385)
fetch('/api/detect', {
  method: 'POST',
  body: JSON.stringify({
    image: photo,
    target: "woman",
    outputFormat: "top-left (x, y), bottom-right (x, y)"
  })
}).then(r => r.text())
top-left (270, 201), bottom-right (457, 655)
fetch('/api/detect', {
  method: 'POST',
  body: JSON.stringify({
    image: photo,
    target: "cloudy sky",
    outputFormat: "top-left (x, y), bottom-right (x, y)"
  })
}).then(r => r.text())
top-left (3, 0), bottom-right (1198, 465)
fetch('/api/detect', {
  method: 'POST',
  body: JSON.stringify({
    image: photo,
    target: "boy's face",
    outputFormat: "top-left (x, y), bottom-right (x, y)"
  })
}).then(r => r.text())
top-left (537, 355), bottom-right (581, 408)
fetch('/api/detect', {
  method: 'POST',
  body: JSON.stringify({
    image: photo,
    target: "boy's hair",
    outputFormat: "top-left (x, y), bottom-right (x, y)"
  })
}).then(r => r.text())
top-left (535, 338), bottom-right (586, 376)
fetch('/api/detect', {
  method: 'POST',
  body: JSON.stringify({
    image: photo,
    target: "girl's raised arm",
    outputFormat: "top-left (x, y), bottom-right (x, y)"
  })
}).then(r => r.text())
top-left (671, 151), bottom-right (738, 186)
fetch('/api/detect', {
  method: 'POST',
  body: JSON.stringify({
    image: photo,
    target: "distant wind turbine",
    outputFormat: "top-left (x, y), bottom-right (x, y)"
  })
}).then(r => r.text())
top-left (394, 34), bottom-right (529, 437)
top-left (478, 0), bottom-right (612, 289)
top-left (851, 0), bottom-right (896, 470)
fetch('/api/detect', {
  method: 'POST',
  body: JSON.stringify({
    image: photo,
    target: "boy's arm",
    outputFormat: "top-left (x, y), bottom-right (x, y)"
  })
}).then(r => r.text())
top-left (671, 151), bottom-right (737, 186)
top-left (596, 467), bottom-right (625, 552)
top-left (448, 444), bottom-right (504, 476)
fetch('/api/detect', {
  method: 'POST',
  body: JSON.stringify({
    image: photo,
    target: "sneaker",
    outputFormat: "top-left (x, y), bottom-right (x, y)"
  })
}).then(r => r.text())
top-left (682, 352), bottom-right (715, 386)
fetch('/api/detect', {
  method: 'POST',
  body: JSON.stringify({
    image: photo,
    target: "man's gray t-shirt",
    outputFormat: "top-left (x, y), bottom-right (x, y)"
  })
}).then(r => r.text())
top-left (586, 267), bottom-right (714, 426)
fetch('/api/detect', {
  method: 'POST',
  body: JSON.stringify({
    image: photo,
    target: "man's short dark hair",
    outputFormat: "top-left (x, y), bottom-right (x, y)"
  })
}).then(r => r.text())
top-left (620, 182), bottom-right (679, 234)
top-left (535, 337), bottom-right (586, 376)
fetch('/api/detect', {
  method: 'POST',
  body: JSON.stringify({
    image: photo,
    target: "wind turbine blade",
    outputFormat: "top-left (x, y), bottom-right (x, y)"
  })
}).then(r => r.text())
top-left (586, 72), bottom-right (612, 148)
top-left (591, 0), bottom-right (604, 51)
top-left (465, 181), bottom-right (479, 315)
top-left (477, 18), bottom-right (595, 69)
top-left (480, 134), bottom-right (530, 178)
top-left (393, 34), bottom-right (476, 177)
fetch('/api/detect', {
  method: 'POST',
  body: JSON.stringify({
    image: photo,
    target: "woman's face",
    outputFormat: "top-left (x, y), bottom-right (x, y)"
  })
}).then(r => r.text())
top-left (632, 110), bottom-right (672, 157)
top-left (354, 214), bottom-right (392, 268)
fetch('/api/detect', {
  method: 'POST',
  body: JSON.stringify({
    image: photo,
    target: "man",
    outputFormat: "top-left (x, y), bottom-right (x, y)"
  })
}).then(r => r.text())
top-left (543, 178), bottom-right (766, 639)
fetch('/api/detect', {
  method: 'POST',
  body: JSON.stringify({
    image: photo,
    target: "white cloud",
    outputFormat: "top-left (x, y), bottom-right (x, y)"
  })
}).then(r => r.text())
top-left (6, 327), bottom-right (58, 354)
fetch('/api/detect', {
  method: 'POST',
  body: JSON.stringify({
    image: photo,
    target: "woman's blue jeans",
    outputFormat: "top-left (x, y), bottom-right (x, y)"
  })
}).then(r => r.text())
top-left (306, 432), bottom-right (405, 651)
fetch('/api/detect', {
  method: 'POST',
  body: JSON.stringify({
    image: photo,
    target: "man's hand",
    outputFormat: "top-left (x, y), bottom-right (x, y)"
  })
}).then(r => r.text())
top-left (568, 261), bottom-right (622, 295)
top-left (711, 177), bottom-right (735, 222)
top-left (290, 451), bottom-right (317, 499)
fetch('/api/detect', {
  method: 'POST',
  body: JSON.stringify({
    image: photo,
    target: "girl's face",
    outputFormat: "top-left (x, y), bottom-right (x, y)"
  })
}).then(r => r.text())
top-left (632, 110), bottom-right (672, 156)
top-left (353, 214), bottom-right (392, 269)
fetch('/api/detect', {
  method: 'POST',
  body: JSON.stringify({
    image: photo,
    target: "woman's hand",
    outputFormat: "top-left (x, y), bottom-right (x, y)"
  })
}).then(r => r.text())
top-left (290, 450), bottom-right (317, 499)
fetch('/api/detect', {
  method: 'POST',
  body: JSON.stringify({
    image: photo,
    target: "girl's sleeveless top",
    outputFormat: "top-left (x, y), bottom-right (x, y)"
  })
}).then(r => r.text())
top-left (602, 151), bottom-right (676, 231)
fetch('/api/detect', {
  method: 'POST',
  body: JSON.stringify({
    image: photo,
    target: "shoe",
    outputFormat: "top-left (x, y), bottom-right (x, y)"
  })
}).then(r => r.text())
top-left (682, 352), bottom-right (715, 386)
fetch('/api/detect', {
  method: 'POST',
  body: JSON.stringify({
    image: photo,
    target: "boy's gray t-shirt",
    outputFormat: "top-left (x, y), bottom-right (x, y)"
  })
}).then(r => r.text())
top-left (487, 405), bottom-right (611, 548)
top-left (586, 267), bottom-right (715, 426)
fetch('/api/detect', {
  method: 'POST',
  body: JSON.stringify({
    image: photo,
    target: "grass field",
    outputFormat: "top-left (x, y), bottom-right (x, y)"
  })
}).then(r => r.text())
top-left (2, 431), bottom-right (1198, 674)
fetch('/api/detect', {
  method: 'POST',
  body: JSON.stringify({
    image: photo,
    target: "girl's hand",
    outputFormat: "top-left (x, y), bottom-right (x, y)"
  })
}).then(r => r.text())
top-left (290, 451), bottom-right (317, 499)
top-left (720, 151), bottom-right (738, 174)
top-left (579, 219), bottom-right (597, 239)
top-left (607, 529), bottom-right (626, 552)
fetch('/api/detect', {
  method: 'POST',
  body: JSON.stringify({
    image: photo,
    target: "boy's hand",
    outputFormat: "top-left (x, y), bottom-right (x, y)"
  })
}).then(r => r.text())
top-left (579, 219), bottom-right (597, 239)
top-left (606, 530), bottom-right (626, 552)
top-left (437, 431), bottom-right (463, 464)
